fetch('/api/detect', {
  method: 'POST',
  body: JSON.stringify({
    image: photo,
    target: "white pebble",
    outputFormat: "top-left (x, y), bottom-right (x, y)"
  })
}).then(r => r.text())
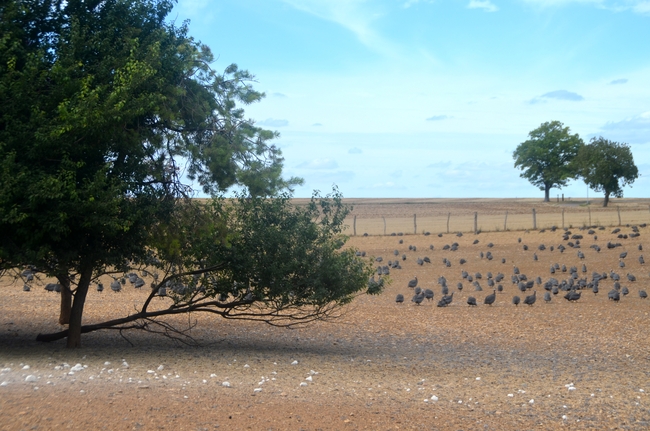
top-left (423, 399), bottom-right (429, 403)
top-left (507, 394), bottom-right (514, 397)
top-left (562, 415), bottom-right (568, 420)
top-left (157, 365), bottom-right (164, 371)
top-left (568, 387), bottom-right (576, 391)
top-left (122, 361), bottom-right (129, 368)
top-left (476, 377), bottom-right (481, 380)
top-left (80, 390), bottom-right (85, 394)
top-left (310, 370), bottom-right (318, 375)
top-left (25, 375), bottom-right (37, 382)
top-left (430, 395), bottom-right (438, 402)
top-left (0, 381), bottom-right (8, 386)
top-left (210, 373), bottom-right (217, 378)
top-left (70, 364), bottom-right (84, 372)
top-left (305, 376), bottom-right (313, 382)
top-left (147, 370), bottom-right (155, 374)
top-left (244, 364), bottom-right (249, 368)
top-left (22, 365), bottom-right (30, 370)
top-left (253, 388), bottom-right (262, 393)
top-left (222, 381), bottom-right (231, 388)
top-left (202, 379), bottom-right (207, 383)
top-left (1, 368), bottom-right (11, 373)
top-left (104, 361), bottom-right (111, 366)
top-left (300, 382), bottom-right (308, 387)
top-left (529, 399), bottom-right (534, 404)
top-left (291, 360), bottom-right (298, 365)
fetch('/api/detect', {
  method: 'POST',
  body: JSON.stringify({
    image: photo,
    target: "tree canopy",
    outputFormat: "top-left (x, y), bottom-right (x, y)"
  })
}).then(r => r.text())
top-left (572, 137), bottom-right (639, 207)
top-left (513, 121), bottom-right (584, 202)
top-left (0, 0), bottom-right (375, 347)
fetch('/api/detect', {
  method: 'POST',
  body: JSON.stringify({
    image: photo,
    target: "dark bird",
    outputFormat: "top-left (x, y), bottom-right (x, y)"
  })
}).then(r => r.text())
top-left (523, 244), bottom-right (528, 251)
top-left (408, 276), bottom-right (418, 288)
top-left (627, 273), bottom-right (636, 282)
top-left (467, 296), bottom-right (477, 306)
top-left (639, 290), bottom-right (648, 299)
top-left (608, 289), bottom-right (620, 302)
top-left (622, 286), bottom-right (629, 296)
top-left (414, 287), bottom-right (422, 295)
top-left (564, 290), bottom-right (581, 302)
top-left (424, 289), bottom-right (434, 301)
top-left (23, 284), bottom-right (30, 292)
top-left (457, 282), bottom-right (463, 291)
top-left (395, 294), bottom-right (404, 303)
top-left (620, 251), bottom-right (628, 259)
top-left (484, 290), bottom-right (496, 305)
top-left (412, 292), bottom-right (425, 305)
top-left (96, 283), bottom-right (104, 293)
top-left (523, 290), bottom-right (537, 306)
top-left (619, 260), bottom-right (625, 268)
top-left (544, 291), bottom-right (552, 303)
top-left (513, 266), bottom-right (520, 275)
top-left (640, 255), bottom-right (645, 265)
top-left (512, 295), bottom-right (520, 306)
top-left (592, 285), bottom-right (599, 295)
top-left (110, 280), bottom-right (122, 293)
top-left (423, 256), bottom-right (431, 263)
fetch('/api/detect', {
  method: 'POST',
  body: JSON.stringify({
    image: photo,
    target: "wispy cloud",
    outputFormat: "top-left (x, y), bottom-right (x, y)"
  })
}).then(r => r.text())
top-left (272, 92), bottom-right (288, 98)
top-left (297, 158), bottom-right (339, 169)
top-left (281, 0), bottom-right (397, 56)
top-left (609, 78), bottom-right (628, 85)
top-left (529, 90), bottom-right (584, 104)
top-left (348, 147), bottom-right (363, 154)
top-left (312, 123), bottom-right (323, 127)
top-left (257, 118), bottom-right (289, 127)
top-left (426, 115), bottom-right (452, 121)
top-left (600, 112), bottom-right (650, 144)
top-left (467, 0), bottom-right (499, 12)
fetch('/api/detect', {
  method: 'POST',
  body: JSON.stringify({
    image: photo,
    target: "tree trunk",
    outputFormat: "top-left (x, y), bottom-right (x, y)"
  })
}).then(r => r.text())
top-left (66, 266), bottom-right (93, 348)
top-left (603, 191), bottom-right (610, 208)
top-left (544, 185), bottom-right (550, 202)
top-left (57, 275), bottom-right (72, 325)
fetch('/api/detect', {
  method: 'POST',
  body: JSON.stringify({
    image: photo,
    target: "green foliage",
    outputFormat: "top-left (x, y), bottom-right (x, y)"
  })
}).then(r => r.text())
top-left (513, 121), bottom-right (584, 201)
top-left (572, 137), bottom-right (638, 207)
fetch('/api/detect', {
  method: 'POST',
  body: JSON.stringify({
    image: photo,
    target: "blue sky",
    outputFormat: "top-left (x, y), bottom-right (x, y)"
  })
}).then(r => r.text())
top-left (174, 0), bottom-right (650, 199)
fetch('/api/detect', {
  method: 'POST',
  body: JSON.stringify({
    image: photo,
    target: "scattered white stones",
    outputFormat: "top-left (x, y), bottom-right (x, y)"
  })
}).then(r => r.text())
top-left (476, 377), bottom-right (481, 380)
top-left (22, 365), bottom-right (30, 370)
top-left (1, 368), bottom-right (11, 373)
top-left (305, 376), bottom-right (313, 382)
top-left (562, 415), bottom-right (568, 420)
top-left (253, 388), bottom-right (262, 393)
top-left (1, 381), bottom-right (8, 387)
top-left (291, 360), bottom-right (298, 365)
top-left (25, 375), bottom-right (37, 382)
top-left (300, 382), bottom-right (308, 387)
top-left (529, 399), bottom-right (534, 404)
top-left (310, 370), bottom-right (318, 375)
top-left (70, 364), bottom-right (84, 372)
top-left (147, 370), bottom-right (155, 374)
top-left (222, 381), bottom-right (231, 388)
top-left (507, 394), bottom-right (514, 397)
top-left (122, 361), bottom-right (129, 369)
top-left (243, 364), bottom-right (250, 368)
top-left (157, 365), bottom-right (164, 371)
top-left (104, 361), bottom-right (111, 366)
top-left (430, 395), bottom-right (439, 402)
top-left (210, 373), bottom-right (217, 378)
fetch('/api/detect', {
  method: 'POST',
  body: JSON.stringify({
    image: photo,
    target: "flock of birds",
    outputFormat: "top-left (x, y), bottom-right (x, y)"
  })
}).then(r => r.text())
top-left (365, 224), bottom-right (648, 308)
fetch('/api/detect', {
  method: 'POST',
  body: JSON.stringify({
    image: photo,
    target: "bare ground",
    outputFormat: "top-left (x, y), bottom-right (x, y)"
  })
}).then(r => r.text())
top-left (2, 200), bottom-right (650, 431)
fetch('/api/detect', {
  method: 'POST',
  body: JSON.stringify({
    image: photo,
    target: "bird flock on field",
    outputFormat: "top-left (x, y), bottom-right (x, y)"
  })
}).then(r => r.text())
top-left (362, 224), bottom-right (649, 308)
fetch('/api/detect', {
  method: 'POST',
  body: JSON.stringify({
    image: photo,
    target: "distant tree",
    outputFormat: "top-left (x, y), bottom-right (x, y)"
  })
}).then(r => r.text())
top-left (572, 137), bottom-right (639, 207)
top-left (0, 0), bottom-right (379, 349)
top-left (513, 121), bottom-right (584, 202)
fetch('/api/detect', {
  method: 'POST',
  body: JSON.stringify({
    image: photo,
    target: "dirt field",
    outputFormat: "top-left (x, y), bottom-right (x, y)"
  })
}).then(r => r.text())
top-left (2, 199), bottom-right (650, 430)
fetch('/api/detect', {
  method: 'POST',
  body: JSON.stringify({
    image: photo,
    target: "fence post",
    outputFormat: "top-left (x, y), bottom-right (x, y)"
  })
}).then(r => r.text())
top-left (504, 211), bottom-right (508, 231)
top-left (532, 208), bottom-right (537, 230)
top-left (353, 215), bottom-right (357, 236)
top-left (382, 217), bottom-right (386, 236)
top-left (474, 212), bottom-right (478, 234)
top-left (447, 212), bottom-right (451, 234)
top-left (414, 214), bottom-right (417, 235)
top-left (588, 207), bottom-right (591, 226)
top-left (617, 206), bottom-right (621, 226)
top-left (562, 208), bottom-right (565, 229)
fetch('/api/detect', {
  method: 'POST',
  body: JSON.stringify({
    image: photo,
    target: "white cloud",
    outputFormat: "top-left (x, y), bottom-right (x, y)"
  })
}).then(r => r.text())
top-left (529, 90), bottom-right (584, 104)
top-left (312, 123), bottom-right (323, 127)
top-left (257, 118), bottom-right (289, 127)
top-left (297, 158), bottom-right (339, 169)
top-left (609, 78), bottom-right (628, 85)
top-left (426, 115), bottom-right (452, 121)
top-left (348, 147), bottom-right (363, 154)
top-left (467, 0), bottom-right (499, 12)
top-left (281, 0), bottom-right (398, 56)
top-left (603, 111), bottom-right (650, 130)
top-left (272, 92), bottom-right (288, 98)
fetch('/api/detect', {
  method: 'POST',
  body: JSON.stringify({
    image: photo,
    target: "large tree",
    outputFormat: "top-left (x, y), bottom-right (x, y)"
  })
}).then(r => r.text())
top-left (513, 121), bottom-right (584, 202)
top-left (0, 0), bottom-right (376, 348)
top-left (572, 137), bottom-right (639, 207)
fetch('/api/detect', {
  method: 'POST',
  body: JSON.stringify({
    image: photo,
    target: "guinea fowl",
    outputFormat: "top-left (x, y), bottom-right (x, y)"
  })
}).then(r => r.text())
top-left (408, 276), bottom-right (418, 288)
top-left (412, 292), bottom-right (425, 305)
top-left (544, 291), bottom-right (552, 303)
top-left (484, 290), bottom-right (496, 305)
top-left (438, 292), bottom-right (454, 307)
top-left (639, 290), bottom-right (648, 299)
top-left (524, 290), bottom-right (537, 306)
top-left (395, 294), bottom-right (404, 303)
top-left (564, 290), bottom-right (581, 302)
top-left (512, 295), bottom-right (520, 306)
top-left (424, 289), bottom-right (434, 301)
top-left (467, 296), bottom-right (477, 306)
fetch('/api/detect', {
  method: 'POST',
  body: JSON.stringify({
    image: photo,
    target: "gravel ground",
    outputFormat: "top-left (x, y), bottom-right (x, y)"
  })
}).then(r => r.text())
top-left (1, 220), bottom-right (650, 430)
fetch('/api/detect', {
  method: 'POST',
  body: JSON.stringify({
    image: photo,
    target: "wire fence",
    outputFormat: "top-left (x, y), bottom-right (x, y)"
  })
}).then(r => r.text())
top-left (345, 206), bottom-right (650, 236)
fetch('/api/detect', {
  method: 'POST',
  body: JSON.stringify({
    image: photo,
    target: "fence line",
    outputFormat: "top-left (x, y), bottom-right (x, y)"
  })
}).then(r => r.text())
top-left (346, 208), bottom-right (650, 236)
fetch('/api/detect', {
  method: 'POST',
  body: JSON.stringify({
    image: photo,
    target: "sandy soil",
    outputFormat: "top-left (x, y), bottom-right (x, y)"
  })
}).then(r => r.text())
top-left (2, 200), bottom-right (650, 430)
